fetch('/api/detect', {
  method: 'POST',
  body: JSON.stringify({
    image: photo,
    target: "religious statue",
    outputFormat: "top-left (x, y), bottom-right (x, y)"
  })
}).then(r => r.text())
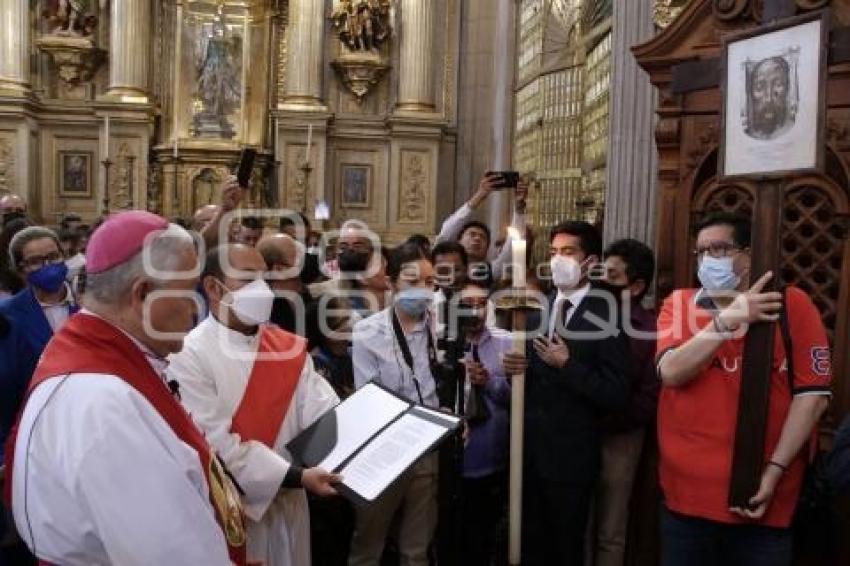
top-left (331, 0), bottom-right (391, 51)
top-left (191, 4), bottom-right (242, 139)
top-left (42, 0), bottom-right (103, 37)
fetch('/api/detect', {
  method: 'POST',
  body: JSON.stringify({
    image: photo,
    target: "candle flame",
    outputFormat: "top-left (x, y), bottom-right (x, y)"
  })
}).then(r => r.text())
top-left (507, 226), bottom-right (522, 241)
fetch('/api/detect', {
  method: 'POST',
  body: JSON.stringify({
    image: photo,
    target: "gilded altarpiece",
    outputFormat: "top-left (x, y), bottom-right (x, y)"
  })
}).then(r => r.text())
top-left (514, 0), bottom-right (613, 261)
top-left (2, 1), bottom-right (459, 240)
top-left (150, 0), bottom-right (275, 219)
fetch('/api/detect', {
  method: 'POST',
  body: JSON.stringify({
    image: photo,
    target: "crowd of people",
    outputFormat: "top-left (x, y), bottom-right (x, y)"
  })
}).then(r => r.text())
top-left (0, 170), bottom-right (848, 566)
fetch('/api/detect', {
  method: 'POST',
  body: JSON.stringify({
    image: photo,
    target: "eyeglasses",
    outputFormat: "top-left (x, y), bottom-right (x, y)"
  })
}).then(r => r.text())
top-left (337, 242), bottom-right (372, 253)
top-left (20, 251), bottom-right (63, 270)
top-left (692, 241), bottom-right (743, 259)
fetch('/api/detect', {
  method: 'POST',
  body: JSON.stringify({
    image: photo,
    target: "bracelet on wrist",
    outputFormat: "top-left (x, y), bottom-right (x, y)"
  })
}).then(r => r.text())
top-left (767, 460), bottom-right (788, 474)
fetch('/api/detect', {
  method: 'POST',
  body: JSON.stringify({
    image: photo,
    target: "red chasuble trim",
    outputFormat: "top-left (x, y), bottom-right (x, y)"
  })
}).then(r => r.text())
top-left (3, 313), bottom-right (247, 566)
top-left (230, 325), bottom-right (307, 448)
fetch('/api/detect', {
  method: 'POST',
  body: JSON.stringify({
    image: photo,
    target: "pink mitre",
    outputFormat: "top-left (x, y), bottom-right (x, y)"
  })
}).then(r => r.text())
top-left (86, 211), bottom-right (169, 274)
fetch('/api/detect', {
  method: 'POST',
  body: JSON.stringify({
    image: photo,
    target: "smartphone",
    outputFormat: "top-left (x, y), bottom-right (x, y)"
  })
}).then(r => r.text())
top-left (236, 148), bottom-right (257, 187)
top-left (487, 170), bottom-right (520, 190)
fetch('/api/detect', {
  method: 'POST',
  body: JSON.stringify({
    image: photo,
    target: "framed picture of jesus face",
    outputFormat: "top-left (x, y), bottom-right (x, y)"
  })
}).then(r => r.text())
top-left (719, 11), bottom-right (827, 178)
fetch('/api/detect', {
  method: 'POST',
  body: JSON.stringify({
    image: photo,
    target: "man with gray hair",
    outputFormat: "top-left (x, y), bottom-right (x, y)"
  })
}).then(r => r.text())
top-left (0, 226), bottom-right (77, 462)
top-left (4, 211), bottom-right (247, 565)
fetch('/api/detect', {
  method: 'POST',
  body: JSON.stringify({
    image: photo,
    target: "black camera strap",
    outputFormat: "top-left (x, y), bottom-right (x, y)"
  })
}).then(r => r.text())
top-left (391, 308), bottom-right (436, 404)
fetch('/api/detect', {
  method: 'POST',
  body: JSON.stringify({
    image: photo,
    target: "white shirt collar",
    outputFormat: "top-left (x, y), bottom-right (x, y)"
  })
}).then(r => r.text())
top-left (205, 313), bottom-right (261, 349)
top-left (555, 282), bottom-right (591, 308)
top-left (36, 282), bottom-right (74, 309)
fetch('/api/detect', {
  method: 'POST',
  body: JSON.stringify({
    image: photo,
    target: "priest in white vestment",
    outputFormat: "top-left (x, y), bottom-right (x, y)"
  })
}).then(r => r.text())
top-left (168, 243), bottom-right (340, 566)
top-left (7, 211), bottom-right (244, 565)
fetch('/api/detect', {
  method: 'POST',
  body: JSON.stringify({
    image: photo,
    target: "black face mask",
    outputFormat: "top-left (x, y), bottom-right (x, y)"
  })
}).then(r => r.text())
top-left (337, 250), bottom-right (371, 273)
top-left (595, 281), bottom-right (630, 299)
top-left (2, 211), bottom-right (25, 226)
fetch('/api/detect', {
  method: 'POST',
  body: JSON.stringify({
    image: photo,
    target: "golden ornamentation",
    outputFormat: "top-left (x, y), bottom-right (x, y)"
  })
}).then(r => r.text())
top-left (654, 0), bottom-right (688, 28)
top-left (285, 147), bottom-right (309, 211)
top-left (329, 0), bottom-right (393, 103)
top-left (331, 51), bottom-right (390, 104)
top-left (398, 151), bottom-right (428, 223)
top-left (276, 6), bottom-right (289, 107)
top-left (330, 0), bottom-right (392, 52)
top-left (443, 0), bottom-right (457, 120)
top-left (36, 35), bottom-right (104, 100)
top-left (112, 143), bottom-right (132, 209)
top-left (0, 138), bottom-right (15, 195)
top-left (208, 455), bottom-right (246, 548)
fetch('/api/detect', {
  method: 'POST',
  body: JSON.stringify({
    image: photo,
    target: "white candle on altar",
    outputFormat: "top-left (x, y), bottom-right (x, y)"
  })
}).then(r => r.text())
top-left (173, 137), bottom-right (178, 159)
top-left (506, 226), bottom-right (527, 565)
top-left (305, 124), bottom-right (313, 162)
top-left (103, 116), bottom-right (110, 159)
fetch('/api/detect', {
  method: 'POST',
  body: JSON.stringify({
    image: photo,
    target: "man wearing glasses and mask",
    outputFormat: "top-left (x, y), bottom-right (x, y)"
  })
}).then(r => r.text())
top-left (656, 212), bottom-right (831, 566)
top-left (0, 227), bottom-right (77, 461)
top-left (309, 219), bottom-right (387, 321)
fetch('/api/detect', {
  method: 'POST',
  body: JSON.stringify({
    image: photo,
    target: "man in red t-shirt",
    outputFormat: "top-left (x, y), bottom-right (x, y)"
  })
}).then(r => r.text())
top-left (656, 212), bottom-right (831, 566)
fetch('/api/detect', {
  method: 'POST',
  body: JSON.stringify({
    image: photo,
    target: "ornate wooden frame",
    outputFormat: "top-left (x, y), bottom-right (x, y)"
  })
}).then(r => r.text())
top-left (718, 10), bottom-right (830, 179)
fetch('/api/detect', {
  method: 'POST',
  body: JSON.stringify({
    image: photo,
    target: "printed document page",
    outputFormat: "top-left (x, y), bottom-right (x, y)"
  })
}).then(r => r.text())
top-left (340, 413), bottom-right (448, 502)
top-left (318, 383), bottom-right (410, 472)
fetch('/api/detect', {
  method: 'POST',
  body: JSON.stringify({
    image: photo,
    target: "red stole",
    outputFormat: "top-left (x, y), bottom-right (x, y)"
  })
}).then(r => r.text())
top-left (3, 313), bottom-right (247, 566)
top-left (230, 325), bottom-right (307, 448)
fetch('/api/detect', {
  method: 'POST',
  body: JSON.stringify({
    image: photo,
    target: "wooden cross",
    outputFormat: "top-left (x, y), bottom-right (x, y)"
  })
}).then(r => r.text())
top-left (670, 0), bottom-right (845, 509)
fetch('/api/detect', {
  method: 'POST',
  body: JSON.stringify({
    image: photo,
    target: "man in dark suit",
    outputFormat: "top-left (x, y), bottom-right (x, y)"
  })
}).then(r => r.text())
top-left (503, 221), bottom-right (630, 565)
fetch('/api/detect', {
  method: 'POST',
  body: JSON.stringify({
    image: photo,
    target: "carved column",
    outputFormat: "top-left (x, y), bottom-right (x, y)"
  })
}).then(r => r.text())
top-left (396, 0), bottom-right (437, 112)
top-left (107, 0), bottom-right (151, 98)
top-left (603, 0), bottom-right (658, 246)
top-left (282, 0), bottom-right (325, 108)
top-left (0, 0), bottom-right (31, 95)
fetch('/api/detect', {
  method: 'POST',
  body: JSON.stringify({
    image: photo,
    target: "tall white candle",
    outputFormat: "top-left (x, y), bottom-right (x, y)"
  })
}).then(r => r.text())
top-left (305, 124), bottom-right (313, 163)
top-left (508, 227), bottom-right (527, 288)
top-left (173, 137), bottom-right (178, 159)
top-left (506, 225), bottom-right (527, 565)
top-left (275, 117), bottom-right (280, 154)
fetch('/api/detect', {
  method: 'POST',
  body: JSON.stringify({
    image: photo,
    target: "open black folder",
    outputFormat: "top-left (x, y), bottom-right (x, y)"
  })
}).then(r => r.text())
top-left (286, 381), bottom-right (461, 505)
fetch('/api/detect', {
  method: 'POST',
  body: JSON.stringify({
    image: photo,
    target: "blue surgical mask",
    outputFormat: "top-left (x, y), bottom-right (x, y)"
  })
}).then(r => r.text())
top-left (395, 287), bottom-right (432, 319)
top-left (27, 262), bottom-right (68, 294)
top-left (697, 255), bottom-right (740, 291)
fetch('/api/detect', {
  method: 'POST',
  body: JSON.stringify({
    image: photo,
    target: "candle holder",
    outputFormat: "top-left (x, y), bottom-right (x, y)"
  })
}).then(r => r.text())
top-left (298, 159), bottom-right (313, 215)
top-left (270, 159), bottom-right (282, 208)
top-left (126, 154), bottom-right (136, 210)
top-left (101, 158), bottom-right (113, 217)
top-left (171, 155), bottom-right (181, 214)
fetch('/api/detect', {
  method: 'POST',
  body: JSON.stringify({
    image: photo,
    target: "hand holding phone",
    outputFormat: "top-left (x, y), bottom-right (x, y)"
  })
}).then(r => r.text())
top-left (236, 148), bottom-right (257, 188)
top-left (485, 170), bottom-right (520, 190)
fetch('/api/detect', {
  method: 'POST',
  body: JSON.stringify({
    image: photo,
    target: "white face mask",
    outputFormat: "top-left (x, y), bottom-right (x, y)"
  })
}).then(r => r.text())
top-left (550, 255), bottom-right (582, 290)
top-left (219, 278), bottom-right (274, 326)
